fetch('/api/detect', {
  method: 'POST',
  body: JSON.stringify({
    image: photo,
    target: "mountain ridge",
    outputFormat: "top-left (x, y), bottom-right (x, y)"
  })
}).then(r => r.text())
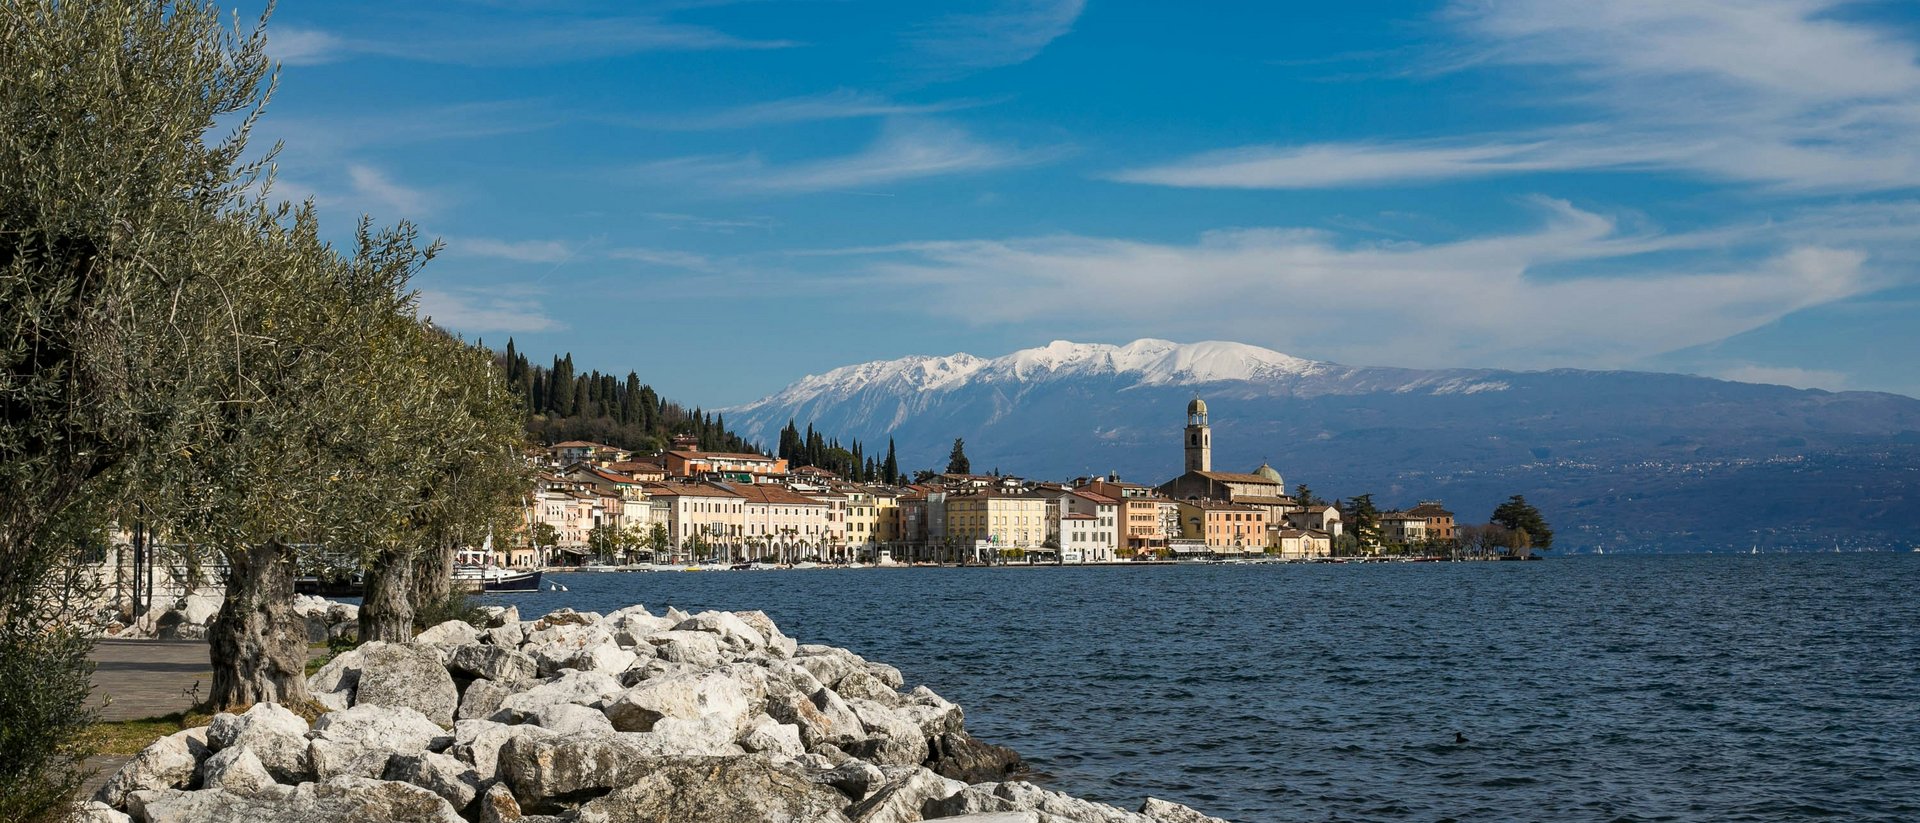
top-left (726, 340), bottom-right (1920, 552)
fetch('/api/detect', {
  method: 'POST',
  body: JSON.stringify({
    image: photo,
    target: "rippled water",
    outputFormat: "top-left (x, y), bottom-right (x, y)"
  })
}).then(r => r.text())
top-left (490, 555), bottom-right (1920, 822)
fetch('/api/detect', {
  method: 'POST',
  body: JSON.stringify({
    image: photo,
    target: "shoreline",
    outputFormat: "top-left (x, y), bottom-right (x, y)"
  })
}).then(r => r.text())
top-left (88, 602), bottom-right (1234, 823)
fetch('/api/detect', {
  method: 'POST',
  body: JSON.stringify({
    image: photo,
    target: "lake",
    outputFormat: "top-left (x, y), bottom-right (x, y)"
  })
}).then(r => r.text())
top-left (490, 554), bottom-right (1920, 822)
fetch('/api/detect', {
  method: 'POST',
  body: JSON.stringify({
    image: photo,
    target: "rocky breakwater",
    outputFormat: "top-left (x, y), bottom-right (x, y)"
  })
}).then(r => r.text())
top-left (108, 593), bottom-right (359, 642)
top-left (84, 603), bottom-right (1232, 823)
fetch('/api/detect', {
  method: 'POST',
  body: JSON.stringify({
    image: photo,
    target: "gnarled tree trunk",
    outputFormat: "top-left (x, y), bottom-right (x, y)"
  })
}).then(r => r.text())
top-left (209, 538), bottom-right (311, 709)
top-left (411, 539), bottom-right (452, 611)
top-left (358, 549), bottom-right (415, 643)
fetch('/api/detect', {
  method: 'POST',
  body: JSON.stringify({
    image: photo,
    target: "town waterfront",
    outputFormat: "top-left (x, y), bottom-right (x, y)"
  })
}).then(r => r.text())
top-left (493, 554), bottom-right (1920, 822)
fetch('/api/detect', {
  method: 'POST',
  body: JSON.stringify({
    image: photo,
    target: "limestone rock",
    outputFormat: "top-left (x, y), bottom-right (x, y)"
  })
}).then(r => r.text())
top-left (523, 701), bottom-right (616, 735)
top-left (767, 684), bottom-right (866, 751)
top-left (571, 755), bottom-right (853, 823)
top-left (415, 619), bottom-right (481, 647)
top-left (844, 698), bottom-right (930, 767)
top-left (306, 645), bottom-right (367, 712)
top-left (492, 670), bottom-right (623, 724)
top-left (647, 630), bottom-right (725, 668)
top-left (836, 669), bottom-right (903, 705)
top-left (385, 751), bottom-right (485, 812)
top-left (458, 677), bottom-right (526, 721)
top-left (450, 719), bottom-right (557, 782)
top-left (127, 777), bottom-right (463, 823)
top-left (925, 732), bottom-right (1026, 784)
top-left (355, 642), bottom-right (460, 726)
top-left (732, 610), bottom-right (798, 658)
top-left (1139, 797), bottom-right (1233, 823)
top-left (310, 703), bottom-right (450, 758)
top-left (816, 758), bottom-right (886, 800)
top-left (498, 734), bottom-right (668, 810)
top-left (75, 800), bottom-right (134, 823)
top-left (739, 717), bottom-right (805, 759)
top-left (206, 703), bottom-right (312, 784)
top-left (475, 783), bottom-right (524, 823)
top-left (603, 666), bottom-right (768, 733)
top-left (198, 747), bottom-right (277, 796)
top-left (673, 610), bottom-right (766, 652)
top-left (846, 766), bottom-right (966, 823)
top-left (450, 644), bottom-right (538, 683)
top-left (95, 727), bottom-right (209, 808)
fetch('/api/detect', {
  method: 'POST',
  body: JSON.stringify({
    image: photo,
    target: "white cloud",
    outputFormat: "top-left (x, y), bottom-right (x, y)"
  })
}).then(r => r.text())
top-left (841, 200), bottom-right (1883, 369)
top-left (416, 289), bottom-right (563, 334)
top-left (443, 236), bottom-right (574, 264)
top-left (631, 120), bottom-right (1054, 193)
top-left (346, 165), bottom-right (434, 218)
top-left (638, 89), bottom-right (989, 130)
top-left (268, 26), bottom-right (345, 66)
top-left (606, 247), bottom-right (716, 270)
top-left (270, 16), bottom-right (793, 68)
top-left (1113, 0), bottom-right (1920, 192)
top-left (909, 0), bottom-right (1086, 70)
top-left (1718, 365), bottom-right (1850, 392)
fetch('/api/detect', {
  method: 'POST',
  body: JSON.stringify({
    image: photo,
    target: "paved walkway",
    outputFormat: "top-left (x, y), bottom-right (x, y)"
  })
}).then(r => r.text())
top-left (81, 639), bottom-right (214, 799)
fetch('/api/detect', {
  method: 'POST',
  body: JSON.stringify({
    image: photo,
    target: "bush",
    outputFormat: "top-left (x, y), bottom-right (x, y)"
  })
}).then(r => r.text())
top-left (412, 590), bottom-right (488, 632)
top-left (0, 622), bottom-right (98, 823)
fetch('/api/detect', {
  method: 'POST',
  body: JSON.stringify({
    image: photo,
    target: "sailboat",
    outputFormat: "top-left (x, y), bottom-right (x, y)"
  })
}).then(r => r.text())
top-left (452, 527), bottom-right (543, 592)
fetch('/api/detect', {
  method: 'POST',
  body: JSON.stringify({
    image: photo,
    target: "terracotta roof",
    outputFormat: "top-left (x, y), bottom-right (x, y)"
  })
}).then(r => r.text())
top-left (1068, 489), bottom-right (1118, 504)
top-left (1061, 513), bottom-right (1097, 520)
top-left (1406, 502), bottom-right (1455, 517)
top-left (1234, 495), bottom-right (1297, 507)
top-left (640, 482), bottom-right (742, 499)
top-left (1192, 470), bottom-right (1286, 486)
top-left (730, 484), bottom-right (826, 506)
top-left (668, 450), bottom-right (776, 462)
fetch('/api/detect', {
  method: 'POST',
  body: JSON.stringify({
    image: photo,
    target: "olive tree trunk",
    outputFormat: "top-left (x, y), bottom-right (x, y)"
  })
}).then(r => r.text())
top-left (208, 539), bottom-right (311, 709)
top-left (411, 540), bottom-right (452, 610)
top-left (358, 551), bottom-right (415, 643)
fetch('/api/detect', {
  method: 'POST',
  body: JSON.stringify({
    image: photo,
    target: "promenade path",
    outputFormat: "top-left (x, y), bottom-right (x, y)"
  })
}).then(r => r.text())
top-left (80, 639), bottom-right (215, 799)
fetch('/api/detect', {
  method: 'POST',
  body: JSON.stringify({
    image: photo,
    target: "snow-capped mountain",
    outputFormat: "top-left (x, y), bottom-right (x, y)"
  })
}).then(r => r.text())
top-left (727, 339), bottom-right (1920, 552)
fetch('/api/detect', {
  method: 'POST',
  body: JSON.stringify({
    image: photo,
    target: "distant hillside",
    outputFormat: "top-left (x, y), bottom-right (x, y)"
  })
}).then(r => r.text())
top-left (726, 339), bottom-right (1920, 552)
top-left (496, 340), bottom-right (760, 455)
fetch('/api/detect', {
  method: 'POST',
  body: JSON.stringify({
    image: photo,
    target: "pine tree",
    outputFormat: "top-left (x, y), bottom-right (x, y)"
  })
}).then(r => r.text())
top-left (1491, 495), bottom-right (1554, 549)
top-left (946, 438), bottom-right (971, 475)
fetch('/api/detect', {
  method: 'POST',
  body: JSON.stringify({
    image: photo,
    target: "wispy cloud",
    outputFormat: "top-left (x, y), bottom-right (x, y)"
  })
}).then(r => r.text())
top-left (825, 199), bottom-right (1906, 370)
top-left (1113, 0), bottom-right (1920, 192)
top-left (606, 247), bottom-right (716, 270)
top-left (416, 288), bottom-right (563, 334)
top-left (346, 165), bottom-right (435, 218)
top-left (631, 120), bottom-right (1056, 193)
top-left (269, 15), bottom-right (794, 67)
top-left (632, 89), bottom-right (992, 130)
top-left (267, 25), bottom-right (346, 66)
top-left (908, 0), bottom-right (1086, 70)
top-left (644, 212), bottom-right (779, 234)
top-left (442, 236), bottom-right (574, 264)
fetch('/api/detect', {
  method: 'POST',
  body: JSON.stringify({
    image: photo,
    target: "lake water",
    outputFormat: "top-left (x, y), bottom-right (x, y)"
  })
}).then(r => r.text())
top-left (490, 555), bottom-right (1920, 822)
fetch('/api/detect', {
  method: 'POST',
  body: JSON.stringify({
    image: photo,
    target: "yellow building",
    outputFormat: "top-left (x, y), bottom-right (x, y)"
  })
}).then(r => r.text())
top-left (946, 488), bottom-right (1051, 555)
top-left (1177, 500), bottom-right (1268, 554)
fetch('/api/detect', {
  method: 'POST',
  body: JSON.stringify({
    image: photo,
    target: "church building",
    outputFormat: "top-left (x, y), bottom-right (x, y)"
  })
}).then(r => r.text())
top-left (1156, 396), bottom-right (1295, 519)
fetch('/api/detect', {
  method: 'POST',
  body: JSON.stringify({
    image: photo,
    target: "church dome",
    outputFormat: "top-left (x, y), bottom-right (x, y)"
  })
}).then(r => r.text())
top-left (1255, 463), bottom-right (1283, 484)
top-left (1187, 396), bottom-right (1208, 416)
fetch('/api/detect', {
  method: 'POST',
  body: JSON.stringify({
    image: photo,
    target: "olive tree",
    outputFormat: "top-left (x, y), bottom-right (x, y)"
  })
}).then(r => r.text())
top-left (1, 0), bottom-right (274, 813)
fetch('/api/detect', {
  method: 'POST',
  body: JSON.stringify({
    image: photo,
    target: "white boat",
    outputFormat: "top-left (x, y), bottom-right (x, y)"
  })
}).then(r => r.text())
top-left (452, 547), bottom-right (543, 592)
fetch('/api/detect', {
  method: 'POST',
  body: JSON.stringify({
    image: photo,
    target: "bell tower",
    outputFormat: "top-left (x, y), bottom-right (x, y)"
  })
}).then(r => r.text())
top-left (1184, 396), bottom-right (1211, 473)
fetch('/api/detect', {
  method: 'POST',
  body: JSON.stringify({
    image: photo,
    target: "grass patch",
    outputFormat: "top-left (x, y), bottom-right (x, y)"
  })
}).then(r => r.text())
top-left (79, 711), bottom-right (210, 756)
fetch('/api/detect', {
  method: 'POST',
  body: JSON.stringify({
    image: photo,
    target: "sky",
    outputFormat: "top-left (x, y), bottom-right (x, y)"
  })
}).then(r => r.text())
top-left (248, 0), bottom-right (1920, 405)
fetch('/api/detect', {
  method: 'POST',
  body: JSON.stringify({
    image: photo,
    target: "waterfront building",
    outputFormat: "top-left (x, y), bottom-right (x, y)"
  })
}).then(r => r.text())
top-left (1076, 476), bottom-right (1171, 557)
top-left (1406, 501), bottom-right (1455, 541)
top-left (642, 481), bottom-right (746, 562)
top-left (1379, 511), bottom-right (1429, 544)
top-left (662, 434), bottom-right (791, 481)
top-left (550, 440), bottom-right (627, 467)
top-left (1269, 527), bottom-right (1333, 559)
top-left (1052, 488), bottom-right (1119, 562)
top-left (732, 483), bottom-right (831, 562)
top-left (1177, 500), bottom-right (1269, 554)
top-left (946, 487), bottom-right (1051, 556)
top-left (1284, 504), bottom-right (1343, 538)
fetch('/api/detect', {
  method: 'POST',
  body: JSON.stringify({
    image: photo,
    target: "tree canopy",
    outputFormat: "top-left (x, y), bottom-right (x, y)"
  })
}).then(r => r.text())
top-left (1491, 495), bottom-right (1554, 550)
top-left (947, 438), bottom-right (971, 475)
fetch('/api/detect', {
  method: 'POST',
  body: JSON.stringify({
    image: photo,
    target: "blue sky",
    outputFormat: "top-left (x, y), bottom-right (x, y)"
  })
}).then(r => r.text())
top-left (251, 0), bottom-right (1920, 404)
